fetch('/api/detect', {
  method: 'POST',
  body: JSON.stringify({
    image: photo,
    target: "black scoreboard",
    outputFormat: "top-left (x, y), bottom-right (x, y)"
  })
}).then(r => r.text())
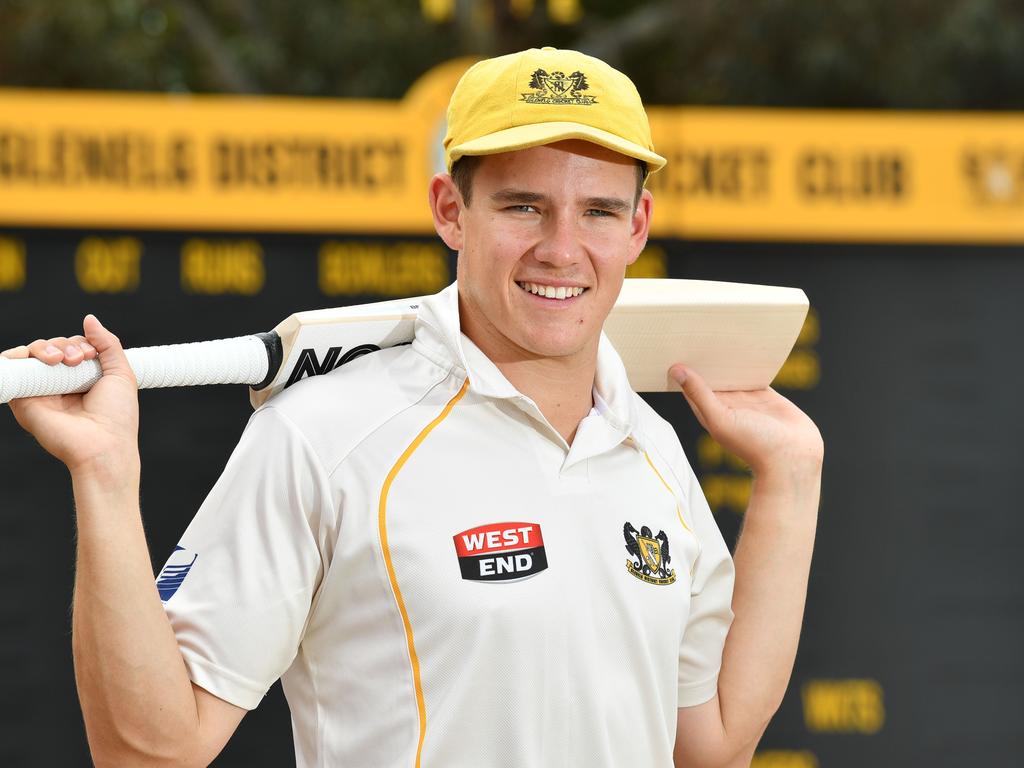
top-left (2, 227), bottom-right (1021, 767)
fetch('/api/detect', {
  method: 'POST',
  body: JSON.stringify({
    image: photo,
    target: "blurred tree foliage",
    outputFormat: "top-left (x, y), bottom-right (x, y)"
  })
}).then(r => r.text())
top-left (0, 0), bottom-right (1022, 108)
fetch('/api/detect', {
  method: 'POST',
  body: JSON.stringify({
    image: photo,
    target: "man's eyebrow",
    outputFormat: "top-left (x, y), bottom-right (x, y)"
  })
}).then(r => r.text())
top-left (585, 196), bottom-right (632, 213)
top-left (490, 189), bottom-right (547, 205)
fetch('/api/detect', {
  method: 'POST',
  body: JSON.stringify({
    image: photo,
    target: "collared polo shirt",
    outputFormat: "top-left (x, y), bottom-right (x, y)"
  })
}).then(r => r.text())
top-left (160, 282), bottom-right (735, 767)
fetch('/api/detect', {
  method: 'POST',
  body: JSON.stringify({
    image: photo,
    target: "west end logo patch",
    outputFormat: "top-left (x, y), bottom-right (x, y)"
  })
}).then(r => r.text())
top-left (156, 545), bottom-right (198, 601)
top-left (453, 522), bottom-right (547, 582)
top-left (520, 68), bottom-right (597, 106)
top-left (623, 522), bottom-right (676, 585)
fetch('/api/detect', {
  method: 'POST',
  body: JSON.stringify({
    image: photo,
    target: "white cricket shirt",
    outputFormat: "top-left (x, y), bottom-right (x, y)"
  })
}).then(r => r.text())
top-left (160, 282), bottom-right (735, 767)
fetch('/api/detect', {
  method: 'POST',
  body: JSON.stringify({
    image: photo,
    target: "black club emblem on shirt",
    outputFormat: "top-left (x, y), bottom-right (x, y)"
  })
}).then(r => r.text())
top-left (623, 522), bottom-right (676, 585)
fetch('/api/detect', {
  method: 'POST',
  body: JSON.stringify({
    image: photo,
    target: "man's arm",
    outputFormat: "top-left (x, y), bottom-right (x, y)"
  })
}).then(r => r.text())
top-left (5, 317), bottom-right (245, 767)
top-left (669, 364), bottom-right (823, 768)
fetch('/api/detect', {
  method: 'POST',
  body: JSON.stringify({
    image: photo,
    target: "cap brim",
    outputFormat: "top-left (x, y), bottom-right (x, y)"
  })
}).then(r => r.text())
top-left (448, 121), bottom-right (667, 173)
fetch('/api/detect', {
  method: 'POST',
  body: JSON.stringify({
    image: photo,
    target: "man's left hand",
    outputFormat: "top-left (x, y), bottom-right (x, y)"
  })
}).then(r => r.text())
top-left (669, 364), bottom-right (823, 479)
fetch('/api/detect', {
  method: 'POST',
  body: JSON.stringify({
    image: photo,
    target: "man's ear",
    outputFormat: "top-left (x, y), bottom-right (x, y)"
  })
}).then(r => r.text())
top-left (429, 173), bottom-right (465, 251)
top-left (625, 188), bottom-right (654, 266)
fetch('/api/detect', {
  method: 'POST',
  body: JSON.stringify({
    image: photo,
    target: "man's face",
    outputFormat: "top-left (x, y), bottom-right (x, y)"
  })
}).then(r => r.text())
top-left (438, 140), bottom-right (652, 366)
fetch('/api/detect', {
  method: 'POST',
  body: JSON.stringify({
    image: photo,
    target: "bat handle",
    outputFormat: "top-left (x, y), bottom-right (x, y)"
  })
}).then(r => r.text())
top-left (0, 334), bottom-right (280, 404)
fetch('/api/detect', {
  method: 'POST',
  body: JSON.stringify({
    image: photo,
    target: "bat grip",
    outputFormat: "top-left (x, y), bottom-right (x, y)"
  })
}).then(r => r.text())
top-left (0, 334), bottom-right (277, 404)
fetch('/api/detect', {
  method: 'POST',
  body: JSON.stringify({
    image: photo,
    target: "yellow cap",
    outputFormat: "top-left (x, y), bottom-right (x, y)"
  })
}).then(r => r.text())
top-left (444, 47), bottom-right (666, 174)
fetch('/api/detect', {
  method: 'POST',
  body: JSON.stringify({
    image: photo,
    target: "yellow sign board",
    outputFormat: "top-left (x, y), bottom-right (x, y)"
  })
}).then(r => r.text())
top-left (1, 58), bottom-right (1022, 242)
top-left (647, 108), bottom-right (1024, 242)
top-left (0, 58), bottom-right (470, 235)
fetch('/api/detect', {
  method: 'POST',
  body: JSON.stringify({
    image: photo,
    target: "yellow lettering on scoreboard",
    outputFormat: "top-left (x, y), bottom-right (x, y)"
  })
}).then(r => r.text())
top-left (0, 129), bottom-right (194, 189)
top-left (751, 750), bottom-right (819, 768)
top-left (802, 679), bottom-right (886, 734)
top-left (319, 241), bottom-right (450, 296)
top-left (626, 245), bottom-right (667, 278)
top-left (180, 239), bottom-right (265, 295)
top-left (650, 146), bottom-right (772, 202)
top-left (210, 138), bottom-right (404, 192)
top-left (0, 236), bottom-right (26, 290)
top-left (74, 237), bottom-right (141, 293)
top-left (797, 150), bottom-right (907, 201)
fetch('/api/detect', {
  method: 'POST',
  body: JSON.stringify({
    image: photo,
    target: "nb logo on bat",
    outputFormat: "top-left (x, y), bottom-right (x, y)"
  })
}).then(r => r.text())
top-left (284, 344), bottom-right (382, 388)
top-left (453, 522), bottom-right (548, 582)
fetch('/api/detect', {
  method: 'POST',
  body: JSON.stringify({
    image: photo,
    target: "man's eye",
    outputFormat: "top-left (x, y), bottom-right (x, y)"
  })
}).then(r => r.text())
top-left (510, 205), bottom-right (539, 213)
top-left (586, 209), bottom-right (614, 217)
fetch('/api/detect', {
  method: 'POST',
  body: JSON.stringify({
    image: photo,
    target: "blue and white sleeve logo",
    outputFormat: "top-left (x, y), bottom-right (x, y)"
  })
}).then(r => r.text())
top-left (156, 546), bottom-right (198, 602)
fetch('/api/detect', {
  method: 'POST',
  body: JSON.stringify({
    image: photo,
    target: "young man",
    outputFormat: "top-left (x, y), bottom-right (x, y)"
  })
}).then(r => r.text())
top-left (4, 48), bottom-right (822, 767)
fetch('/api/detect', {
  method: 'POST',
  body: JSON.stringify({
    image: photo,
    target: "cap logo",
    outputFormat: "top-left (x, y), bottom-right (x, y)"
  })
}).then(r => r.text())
top-left (521, 68), bottom-right (597, 106)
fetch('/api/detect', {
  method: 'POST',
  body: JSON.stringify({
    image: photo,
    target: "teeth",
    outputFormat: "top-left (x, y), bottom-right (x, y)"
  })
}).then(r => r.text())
top-left (518, 282), bottom-right (585, 300)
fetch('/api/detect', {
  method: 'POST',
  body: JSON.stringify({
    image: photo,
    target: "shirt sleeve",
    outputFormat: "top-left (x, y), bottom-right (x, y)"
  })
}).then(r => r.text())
top-left (676, 452), bottom-right (735, 708)
top-left (157, 405), bottom-right (334, 710)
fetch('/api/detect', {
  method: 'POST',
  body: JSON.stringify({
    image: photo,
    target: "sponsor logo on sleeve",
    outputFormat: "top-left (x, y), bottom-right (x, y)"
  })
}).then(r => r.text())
top-left (453, 522), bottom-right (547, 582)
top-left (156, 545), bottom-right (198, 601)
top-left (623, 522), bottom-right (676, 585)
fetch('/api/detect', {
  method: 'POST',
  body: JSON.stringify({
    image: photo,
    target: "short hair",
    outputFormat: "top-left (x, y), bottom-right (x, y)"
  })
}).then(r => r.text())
top-left (451, 154), bottom-right (648, 209)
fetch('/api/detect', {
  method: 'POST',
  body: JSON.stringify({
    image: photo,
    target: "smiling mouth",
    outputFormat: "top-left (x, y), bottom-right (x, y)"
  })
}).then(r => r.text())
top-left (516, 281), bottom-right (586, 300)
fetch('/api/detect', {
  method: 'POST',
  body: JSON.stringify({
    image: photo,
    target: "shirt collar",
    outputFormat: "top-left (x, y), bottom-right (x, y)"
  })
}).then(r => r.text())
top-left (413, 282), bottom-right (519, 399)
top-left (413, 282), bottom-right (643, 448)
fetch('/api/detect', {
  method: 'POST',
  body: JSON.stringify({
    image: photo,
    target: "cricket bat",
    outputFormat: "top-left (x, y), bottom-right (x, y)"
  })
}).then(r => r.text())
top-left (0, 279), bottom-right (809, 406)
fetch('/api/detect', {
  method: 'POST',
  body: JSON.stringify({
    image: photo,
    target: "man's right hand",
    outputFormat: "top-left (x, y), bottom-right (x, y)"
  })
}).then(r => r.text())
top-left (2, 314), bottom-right (140, 480)
top-left (5, 318), bottom-right (245, 765)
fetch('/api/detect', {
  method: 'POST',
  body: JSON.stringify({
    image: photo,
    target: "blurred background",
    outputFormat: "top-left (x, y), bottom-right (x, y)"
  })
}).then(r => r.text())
top-left (1, 1), bottom-right (1022, 765)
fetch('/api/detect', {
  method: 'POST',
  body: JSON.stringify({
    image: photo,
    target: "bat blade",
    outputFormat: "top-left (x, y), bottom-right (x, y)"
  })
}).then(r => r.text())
top-left (606, 278), bottom-right (809, 392)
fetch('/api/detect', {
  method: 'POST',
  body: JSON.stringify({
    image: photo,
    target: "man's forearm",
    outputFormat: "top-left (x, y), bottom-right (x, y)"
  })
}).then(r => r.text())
top-left (716, 464), bottom-right (820, 750)
top-left (71, 465), bottom-right (202, 766)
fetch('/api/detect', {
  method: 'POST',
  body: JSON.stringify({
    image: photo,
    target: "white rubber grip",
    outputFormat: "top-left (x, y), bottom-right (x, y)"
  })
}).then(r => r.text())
top-left (0, 335), bottom-right (270, 404)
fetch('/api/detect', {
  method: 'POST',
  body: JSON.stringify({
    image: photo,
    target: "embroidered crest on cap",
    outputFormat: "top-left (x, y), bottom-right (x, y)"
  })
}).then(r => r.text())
top-left (453, 522), bottom-right (548, 581)
top-left (521, 69), bottom-right (597, 106)
top-left (623, 522), bottom-right (676, 585)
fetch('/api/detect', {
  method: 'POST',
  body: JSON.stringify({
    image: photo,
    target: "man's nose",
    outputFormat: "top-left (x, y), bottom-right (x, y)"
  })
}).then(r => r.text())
top-left (534, 212), bottom-right (582, 266)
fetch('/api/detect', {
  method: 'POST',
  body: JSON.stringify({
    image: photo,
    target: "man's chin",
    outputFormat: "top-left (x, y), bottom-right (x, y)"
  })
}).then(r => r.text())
top-left (515, 330), bottom-right (597, 362)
